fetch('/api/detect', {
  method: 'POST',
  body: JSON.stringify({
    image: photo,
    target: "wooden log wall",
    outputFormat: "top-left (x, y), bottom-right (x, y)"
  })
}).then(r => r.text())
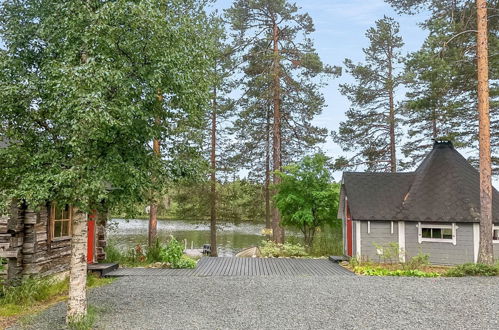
top-left (0, 203), bottom-right (72, 282)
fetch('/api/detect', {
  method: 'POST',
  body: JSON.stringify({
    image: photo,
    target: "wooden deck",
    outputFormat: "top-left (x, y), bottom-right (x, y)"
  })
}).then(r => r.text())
top-left (106, 257), bottom-right (353, 277)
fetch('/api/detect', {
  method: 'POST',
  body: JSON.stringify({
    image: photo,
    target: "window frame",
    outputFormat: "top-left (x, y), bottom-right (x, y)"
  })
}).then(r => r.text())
top-left (50, 203), bottom-right (72, 241)
top-left (417, 222), bottom-right (458, 245)
top-left (493, 226), bottom-right (499, 244)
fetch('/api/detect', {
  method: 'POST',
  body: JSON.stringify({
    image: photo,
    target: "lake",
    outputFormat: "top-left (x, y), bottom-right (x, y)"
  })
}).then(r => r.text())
top-left (108, 218), bottom-right (300, 257)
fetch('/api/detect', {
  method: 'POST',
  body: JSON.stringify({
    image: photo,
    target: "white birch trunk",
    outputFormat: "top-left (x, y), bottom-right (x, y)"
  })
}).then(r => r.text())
top-left (66, 209), bottom-right (88, 323)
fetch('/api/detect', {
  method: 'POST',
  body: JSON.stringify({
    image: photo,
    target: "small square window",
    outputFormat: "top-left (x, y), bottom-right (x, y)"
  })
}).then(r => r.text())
top-left (432, 228), bottom-right (442, 239)
top-left (493, 229), bottom-right (499, 241)
top-left (51, 204), bottom-right (72, 239)
top-left (442, 228), bottom-right (453, 239)
top-left (422, 228), bottom-right (431, 238)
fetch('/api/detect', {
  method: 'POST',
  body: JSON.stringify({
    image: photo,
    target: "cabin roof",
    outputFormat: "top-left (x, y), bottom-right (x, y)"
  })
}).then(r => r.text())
top-left (341, 141), bottom-right (499, 223)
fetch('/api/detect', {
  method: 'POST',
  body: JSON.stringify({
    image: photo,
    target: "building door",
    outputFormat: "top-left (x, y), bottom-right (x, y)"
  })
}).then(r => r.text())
top-left (346, 205), bottom-right (353, 257)
top-left (87, 211), bottom-right (97, 264)
top-left (346, 219), bottom-right (353, 257)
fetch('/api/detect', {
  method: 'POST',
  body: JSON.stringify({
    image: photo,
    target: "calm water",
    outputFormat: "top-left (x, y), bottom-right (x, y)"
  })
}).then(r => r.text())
top-left (108, 219), bottom-right (299, 257)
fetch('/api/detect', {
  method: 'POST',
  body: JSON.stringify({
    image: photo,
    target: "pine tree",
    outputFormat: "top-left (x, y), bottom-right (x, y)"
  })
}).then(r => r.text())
top-left (333, 17), bottom-right (404, 172)
top-left (226, 0), bottom-right (339, 242)
top-left (387, 0), bottom-right (499, 173)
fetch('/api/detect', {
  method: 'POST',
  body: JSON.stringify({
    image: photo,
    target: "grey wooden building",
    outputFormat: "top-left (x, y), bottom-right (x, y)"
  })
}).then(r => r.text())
top-left (338, 141), bottom-right (499, 265)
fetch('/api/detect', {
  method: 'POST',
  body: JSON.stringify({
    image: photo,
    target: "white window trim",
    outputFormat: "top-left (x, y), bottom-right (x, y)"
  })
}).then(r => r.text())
top-left (417, 222), bottom-right (458, 245)
top-left (367, 221), bottom-right (371, 234)
top-left (493, 226), bottom-right (499, 244)
top-left (390, 221), bottom-right (394, 234)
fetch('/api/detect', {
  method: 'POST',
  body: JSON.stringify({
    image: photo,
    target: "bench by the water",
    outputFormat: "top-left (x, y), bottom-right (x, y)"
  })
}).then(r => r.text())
top-left (106, 257), bottom-right (353, 277)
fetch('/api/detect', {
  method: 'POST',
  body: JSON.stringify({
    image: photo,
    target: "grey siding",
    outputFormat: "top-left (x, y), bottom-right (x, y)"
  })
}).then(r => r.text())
top-left (404, 222), bottom-right (474, 265)
top-left (359, 221), bottom-right (398, 262)
top-left (352, 221), bottom-right (357, 257)
top-left (494, 244), bottom-right (499, 260)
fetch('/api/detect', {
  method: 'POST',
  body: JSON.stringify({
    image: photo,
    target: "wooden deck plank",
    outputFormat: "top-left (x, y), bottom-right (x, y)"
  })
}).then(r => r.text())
top-left (106, 258), bottom-right (353, 277)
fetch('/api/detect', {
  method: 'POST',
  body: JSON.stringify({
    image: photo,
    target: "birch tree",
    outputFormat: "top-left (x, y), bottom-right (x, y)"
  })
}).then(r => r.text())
top-left (0, 0), bottom-right (214, 322)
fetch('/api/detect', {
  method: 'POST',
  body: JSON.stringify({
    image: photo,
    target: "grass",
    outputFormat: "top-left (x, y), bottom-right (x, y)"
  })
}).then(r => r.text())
top-left (0, 274), bottom-right (115, 328)
top-left (67, 305), bottom-right (100, 330)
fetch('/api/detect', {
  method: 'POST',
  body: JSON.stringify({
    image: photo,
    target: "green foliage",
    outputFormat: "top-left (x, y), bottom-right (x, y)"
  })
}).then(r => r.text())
top-left (260, 240), bottom-right (308, 258)
top-left (445, 263), bottom-right (499, 277)
top-left (170, 179), bottom-right (266, 222)
top-left (159, 237), bottom-right (184, 268)
top-left (372, 242), bottom-right (401, 263)
top-left (226, 0), bottom-right (340, 178)
top-left (309, 221), bottom-right (343, 257)
top-left (0, 273), bottom-right (113, 317)
top-left (67, 305), bottom-right (99, 330)
top-left (103, 237), bottom-right (196, 269)
top-left (0, 0), bottom-right (216, 214)
top-left (0, 277), bottom-right (68, 308)
top-left (353, 265), bottom-right (440, 277)
top-left (333, 16), bottom-right (405, 172)
top-left (387, 0), bottom-right (499, 172)
top-left (403, 251), bottom-right (430, 270)
top-left (274, 153), bottom-right (340, 247)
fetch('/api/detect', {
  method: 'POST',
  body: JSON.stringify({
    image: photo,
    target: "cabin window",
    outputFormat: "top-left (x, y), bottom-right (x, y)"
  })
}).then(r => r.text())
top-left (50, 204), bottom-right (72, 239)
top-left (417, 222), bottom-right (457, 245)
top-left (493, 227), bottom-right (499, 243)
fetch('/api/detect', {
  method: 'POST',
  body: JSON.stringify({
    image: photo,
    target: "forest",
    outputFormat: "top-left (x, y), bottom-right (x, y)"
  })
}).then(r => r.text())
top-left (0, 0), bottom-right (497, 324)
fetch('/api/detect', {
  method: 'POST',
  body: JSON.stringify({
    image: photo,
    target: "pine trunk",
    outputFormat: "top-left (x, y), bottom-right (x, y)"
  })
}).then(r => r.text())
top-left (265, 107), bottom-right (271, 230)
top-left (388, 45), bottom-right (396, 173)
top-left (149, 92), bottom-right (163, 247)
top-left (271, 21), bottom-right (284, 243)
top-left (210, 86), bottom-right (218, 257)
top-left (476, 0), bottom-right (494, 265)
top-left (66, 209), bottom-right (88, 323)
top-left (148, 136), bottom-right (160, 247)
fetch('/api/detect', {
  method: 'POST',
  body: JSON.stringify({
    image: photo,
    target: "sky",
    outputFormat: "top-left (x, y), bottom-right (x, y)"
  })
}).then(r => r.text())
top-left (213, 0), bottom-right (430, 180)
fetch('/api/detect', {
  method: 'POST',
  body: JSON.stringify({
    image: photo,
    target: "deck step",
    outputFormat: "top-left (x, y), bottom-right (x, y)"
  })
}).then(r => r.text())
top-left (88, 263), bottom-right (119, 277)
top-left (329, 256), bottom-right (348, 263)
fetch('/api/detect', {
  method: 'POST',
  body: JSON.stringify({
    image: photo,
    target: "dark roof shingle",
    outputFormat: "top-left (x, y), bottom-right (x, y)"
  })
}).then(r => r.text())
top-left (342, 141), bottom-right (499, 223)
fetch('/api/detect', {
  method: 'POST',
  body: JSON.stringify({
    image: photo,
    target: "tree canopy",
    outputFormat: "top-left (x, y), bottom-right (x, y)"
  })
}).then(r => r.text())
top-left (274, 153), bottom-right (340, 247)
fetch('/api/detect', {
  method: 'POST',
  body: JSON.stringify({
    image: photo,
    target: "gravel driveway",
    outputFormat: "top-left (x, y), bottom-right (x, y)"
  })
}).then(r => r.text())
top-left (11, 275), bottom-right (499, 330)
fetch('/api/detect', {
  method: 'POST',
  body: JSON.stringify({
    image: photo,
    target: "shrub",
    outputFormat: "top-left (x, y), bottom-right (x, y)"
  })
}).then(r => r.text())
top-left (403, 251), bottom-right (430, 270)
top-left (445, 263), bottom-right (499, 277)
top-left (373, 242), bottom-right (400, 263)
top-left (260, 240), bottom-right (308, 258)
top-left (146, 239), bottom-right (164, 263)
top-left (353, 265), bottom-right (440, 278)
top-left (159, 237), bottom-right (183, 266)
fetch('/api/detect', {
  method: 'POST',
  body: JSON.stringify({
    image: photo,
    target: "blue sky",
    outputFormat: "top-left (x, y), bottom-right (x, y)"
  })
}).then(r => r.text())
top-left (214, 0), bottom-right (429, 179)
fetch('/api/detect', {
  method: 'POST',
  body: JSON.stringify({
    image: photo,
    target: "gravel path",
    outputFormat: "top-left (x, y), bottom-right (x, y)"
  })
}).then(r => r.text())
top-left (11, 275), bottom-right (499, 330)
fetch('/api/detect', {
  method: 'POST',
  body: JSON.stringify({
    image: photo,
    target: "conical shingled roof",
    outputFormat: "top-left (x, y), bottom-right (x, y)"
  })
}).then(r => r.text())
top-left (341, 141), bottom-right (499, 223)
top-left (399, 141), bottom-right (499, 222)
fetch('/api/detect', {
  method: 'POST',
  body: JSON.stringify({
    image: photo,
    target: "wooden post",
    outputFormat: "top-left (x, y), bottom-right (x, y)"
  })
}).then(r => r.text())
top-left (476, 0), bottom-right (494, 264)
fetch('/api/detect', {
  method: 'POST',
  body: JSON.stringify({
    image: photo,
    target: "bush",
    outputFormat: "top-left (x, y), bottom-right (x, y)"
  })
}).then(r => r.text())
top-left (445, 263), bottom-right (499, 277)
top-left (260, 240), bottom-right (308, 258)
top-left (403, 251), bottom-right (430, 270)
top-left (353, 265), bottom-right (440, 278)
top-left (160, 237), bottom-right (185, 268)
top-left (104, 236), bottom-right (196, 269)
